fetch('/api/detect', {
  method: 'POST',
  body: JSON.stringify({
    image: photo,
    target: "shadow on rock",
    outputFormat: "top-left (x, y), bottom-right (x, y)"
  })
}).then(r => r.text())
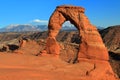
top-left (7, 44), bottom-right (19, 51)
top-left (109, 51), bottom-right (120, 61)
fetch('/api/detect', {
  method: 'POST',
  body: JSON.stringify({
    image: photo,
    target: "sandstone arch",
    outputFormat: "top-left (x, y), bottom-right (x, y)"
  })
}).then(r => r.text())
top-left (46, 5), bottom-right (109, 60)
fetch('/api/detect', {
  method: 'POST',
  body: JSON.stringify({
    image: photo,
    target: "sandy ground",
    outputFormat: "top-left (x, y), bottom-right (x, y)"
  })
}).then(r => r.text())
top-left (0, 52), bottom-right (118, 80)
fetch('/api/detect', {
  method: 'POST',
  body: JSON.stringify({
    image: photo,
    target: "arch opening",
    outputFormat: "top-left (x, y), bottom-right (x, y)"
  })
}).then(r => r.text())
top-left (61, 21), bottom-right (77, 31)
top-left (57, 21), bottom-right (80, 44)
top-left (56, 20), bottom-right (81, 63)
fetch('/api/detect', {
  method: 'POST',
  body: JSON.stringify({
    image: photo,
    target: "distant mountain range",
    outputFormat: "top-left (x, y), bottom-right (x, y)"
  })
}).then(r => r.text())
top-left (0, 24), bottom-right (47, 32)
top-left (0, 24), bottom-right (77, 32)
top-left (0, 24), bottom-right (104, 32)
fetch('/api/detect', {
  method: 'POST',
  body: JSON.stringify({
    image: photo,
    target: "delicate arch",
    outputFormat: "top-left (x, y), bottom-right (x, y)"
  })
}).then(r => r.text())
top-left (46, 5), bottom-right (109, 61)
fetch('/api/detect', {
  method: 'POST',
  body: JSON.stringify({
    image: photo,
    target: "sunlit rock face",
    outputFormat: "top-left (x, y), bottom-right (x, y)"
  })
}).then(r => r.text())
top-left (46, 5), bottom-right (109, 61)
top-left (44, 5), bottom-right (119, 80)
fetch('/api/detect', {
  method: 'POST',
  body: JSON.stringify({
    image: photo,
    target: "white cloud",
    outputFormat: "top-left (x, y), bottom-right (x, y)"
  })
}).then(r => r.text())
top-left (32, 19), bottom-right (48, 23)
top-left (62, 21), bottom-right (74, 27)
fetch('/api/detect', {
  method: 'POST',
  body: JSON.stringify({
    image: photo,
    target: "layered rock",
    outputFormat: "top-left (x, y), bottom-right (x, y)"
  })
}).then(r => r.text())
top-left (46, 5), bottom-right (109, 61)
top-left (99, 26), bottom-right (120, 78)
top-left (44, 5), bottom-right (118, 80)
top-left (100, 25), bottom-right (120, 53)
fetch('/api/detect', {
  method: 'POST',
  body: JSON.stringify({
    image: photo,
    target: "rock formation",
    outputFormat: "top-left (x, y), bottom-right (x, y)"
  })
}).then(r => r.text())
top-left (14, 38), bottom-right (45, 55)
top-left (19, 37), bottom-right (28, 48)
top-left (100, 25), bottom-right (120, 53)
top-left (99, 25), bottom-right (120, 78)
top-left (46, 5), bottom-right (109, 61)
top-left (45, 5), bottom-right (118, 80)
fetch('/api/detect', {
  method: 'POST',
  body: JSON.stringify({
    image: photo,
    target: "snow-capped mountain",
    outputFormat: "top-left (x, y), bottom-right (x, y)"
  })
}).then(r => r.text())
top-left (0, 21), bottom-right (106, 32)
top-left (0, 21), bottom-right (77, 32)
top-left (0, 24), bottom-right (42, 32)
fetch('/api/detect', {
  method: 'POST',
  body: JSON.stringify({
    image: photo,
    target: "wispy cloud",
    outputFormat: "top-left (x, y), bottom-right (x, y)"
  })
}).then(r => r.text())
top-left (31, 19), bottom-right (48, 23)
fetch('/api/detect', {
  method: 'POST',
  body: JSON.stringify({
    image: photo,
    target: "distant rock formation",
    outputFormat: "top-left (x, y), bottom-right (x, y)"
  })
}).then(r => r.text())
top-left (100, 25), bottom-right (120, 53)
top-left (46, 5), bottom-right (109, 60)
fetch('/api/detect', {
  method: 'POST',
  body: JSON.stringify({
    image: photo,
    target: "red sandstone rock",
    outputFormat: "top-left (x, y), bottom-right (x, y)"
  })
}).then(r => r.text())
top-left (19, 38), bottom-right (27, 48)
top-left (46, 37), bottom-right (60, 55)
top-left (46, 5), bottom-right (109, 61)
top-left (14, 39), bottom-right (41, 55)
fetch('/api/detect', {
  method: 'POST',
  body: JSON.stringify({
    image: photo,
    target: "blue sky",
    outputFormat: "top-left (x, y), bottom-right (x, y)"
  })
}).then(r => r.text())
top-left (0, 0), bottom-right (120, 28)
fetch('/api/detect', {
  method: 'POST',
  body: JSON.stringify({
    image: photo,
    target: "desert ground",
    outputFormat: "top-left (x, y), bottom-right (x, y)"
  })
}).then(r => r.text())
top-left (0, 52), bottom-right (117, 80)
